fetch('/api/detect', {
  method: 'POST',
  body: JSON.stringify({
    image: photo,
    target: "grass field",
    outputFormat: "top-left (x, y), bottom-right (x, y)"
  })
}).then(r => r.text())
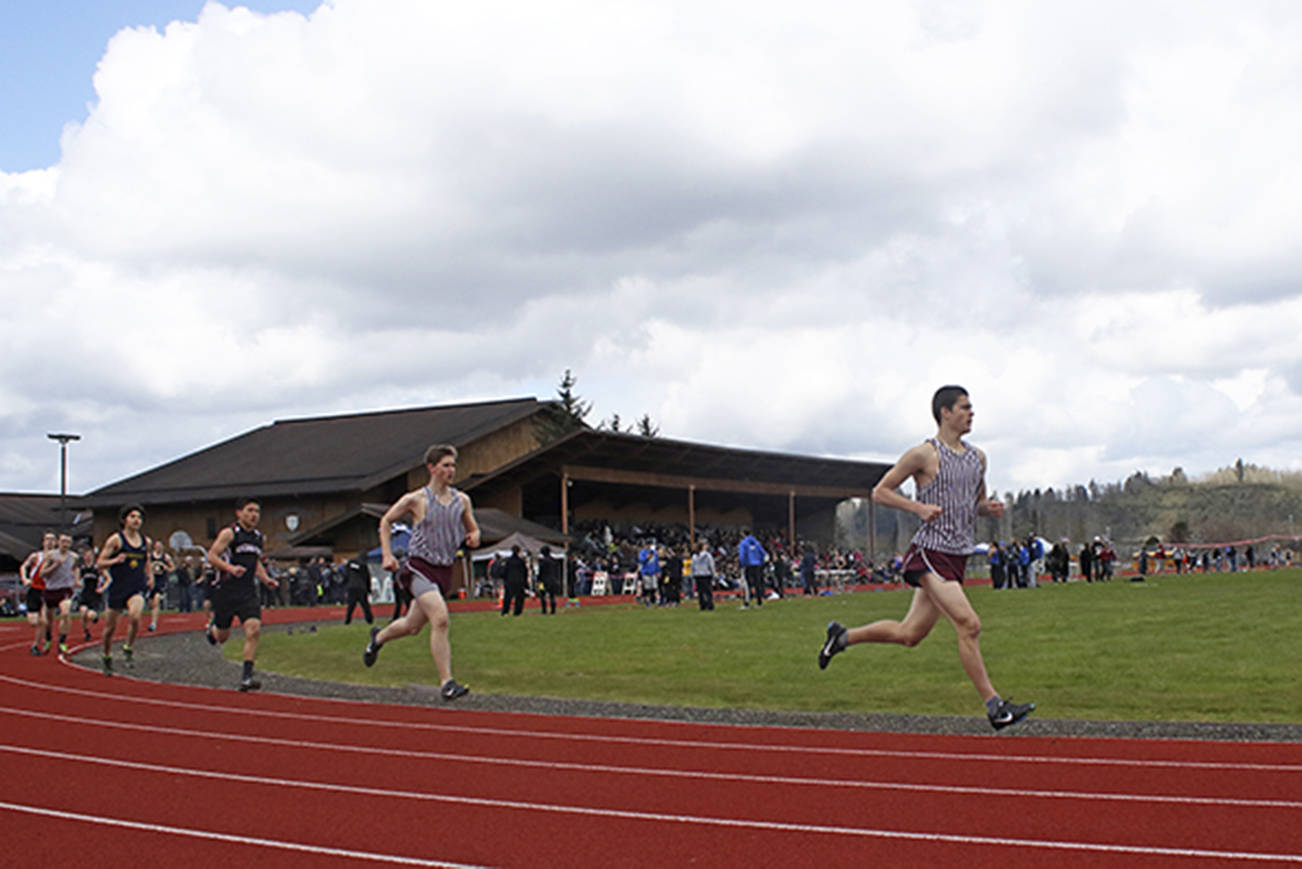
top-left (248, 568), bottom-right (1302, 723)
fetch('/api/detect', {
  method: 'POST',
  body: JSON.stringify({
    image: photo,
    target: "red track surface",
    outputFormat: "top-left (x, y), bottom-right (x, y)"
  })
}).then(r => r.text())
top-left (2, 608), bottom-right (1299, 868)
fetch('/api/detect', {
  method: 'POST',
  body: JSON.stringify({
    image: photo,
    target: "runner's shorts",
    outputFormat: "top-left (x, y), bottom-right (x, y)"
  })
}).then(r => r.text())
top-left (398, 557), bottom-right (452, 599)
top-left (211, 583), bottom-right (261, 629)
top-left (42, 588), bottom-right (73, 610)
top-left (107, 578), bottom-right (148, 611)
top-left (901, 544), bottom-right (969, 587)
top-left (25, 587), bottom-right (44, 613)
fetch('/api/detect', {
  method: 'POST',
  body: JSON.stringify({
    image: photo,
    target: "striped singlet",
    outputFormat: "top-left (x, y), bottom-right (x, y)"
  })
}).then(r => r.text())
top-left (408, 486), bottom-right (466, 566)
top-left (910, 437), bottom-right (984, 556)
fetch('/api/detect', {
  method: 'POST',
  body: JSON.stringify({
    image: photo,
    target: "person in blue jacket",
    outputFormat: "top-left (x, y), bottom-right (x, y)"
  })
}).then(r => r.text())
top-left (737, 529), bottom-right (767, 608)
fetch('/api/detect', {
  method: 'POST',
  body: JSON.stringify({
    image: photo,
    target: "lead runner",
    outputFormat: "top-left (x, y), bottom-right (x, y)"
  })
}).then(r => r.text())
top-left (818, 385), bottom-right (1035, 730)
top-left (363, 444), bottom-right (479, 701)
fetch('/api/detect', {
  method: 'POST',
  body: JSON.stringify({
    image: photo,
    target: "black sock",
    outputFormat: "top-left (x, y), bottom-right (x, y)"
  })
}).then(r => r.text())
top-left (242, 660), bottom-right (254, 679)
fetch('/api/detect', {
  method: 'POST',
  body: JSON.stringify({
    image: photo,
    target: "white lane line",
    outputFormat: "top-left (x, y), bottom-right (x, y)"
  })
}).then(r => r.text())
top-left (0, 800), bottom-right (491, 867)
top-left (2, 672), bottom-right (1297, 774)
top-left (1, 753), bottom-right (1297, 864)
top-left (2, 712), bottom-right (1298, 811)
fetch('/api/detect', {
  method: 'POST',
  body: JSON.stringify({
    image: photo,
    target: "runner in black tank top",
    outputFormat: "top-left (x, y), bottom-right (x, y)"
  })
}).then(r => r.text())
top-left (815, 386), bottom-right (1035, 731)
top-left (205, 498), bottom-right (278, 692)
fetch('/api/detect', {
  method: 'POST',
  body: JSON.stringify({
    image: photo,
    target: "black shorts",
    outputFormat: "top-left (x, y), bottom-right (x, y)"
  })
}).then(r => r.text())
top-left (108, 580), bottom-right (148, 611)
top-left (211, 583), bottom-right (261, 629)
top-left (79, 590), bottom-right (103, 611)
top-left (148, 582), bottom-right (168, 599)
top-left (25, 587), bottom-right (44, 614)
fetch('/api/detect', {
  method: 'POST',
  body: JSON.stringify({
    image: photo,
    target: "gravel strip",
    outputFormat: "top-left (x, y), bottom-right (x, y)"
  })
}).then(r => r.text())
top-left (75, 623), bottom-right (1302, 743)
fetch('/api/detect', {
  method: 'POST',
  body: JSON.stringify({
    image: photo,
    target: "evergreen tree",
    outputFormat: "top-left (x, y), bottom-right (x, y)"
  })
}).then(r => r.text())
top-left (636, 413), bottom-right (660, 438)
top-left (533, 369), bottom-right (593, 444)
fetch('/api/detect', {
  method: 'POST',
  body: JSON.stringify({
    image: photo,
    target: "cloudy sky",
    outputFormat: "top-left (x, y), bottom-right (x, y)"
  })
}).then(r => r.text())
top-left (4, 0), bottom-right (1301, 502)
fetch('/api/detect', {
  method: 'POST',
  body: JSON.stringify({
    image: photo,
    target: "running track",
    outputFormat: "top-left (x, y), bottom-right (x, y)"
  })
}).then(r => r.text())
top-left (1, 609), bottom-right (1298, 868)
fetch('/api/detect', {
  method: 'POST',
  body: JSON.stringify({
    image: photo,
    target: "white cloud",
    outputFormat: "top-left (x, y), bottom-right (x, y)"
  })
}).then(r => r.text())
top-left (3, 0), bottom-right (1302, 499)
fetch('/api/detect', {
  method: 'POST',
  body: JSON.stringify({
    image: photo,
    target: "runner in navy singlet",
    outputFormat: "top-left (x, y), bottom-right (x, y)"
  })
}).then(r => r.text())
top-left (816, 386), bottom-right (1035, 731)
top-left (205, 498), bottom-right (279, 692)
top-left (96, 504), bottom-right (151, 675)
top-left (363, 444), bottom-right (480, 701)
top-left (147, 539), bottom-right (174, 633)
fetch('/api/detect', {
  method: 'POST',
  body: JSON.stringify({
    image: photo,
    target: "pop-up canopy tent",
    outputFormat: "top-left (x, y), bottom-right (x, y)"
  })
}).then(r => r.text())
top-left (471, 531), bottom-right (552, 562)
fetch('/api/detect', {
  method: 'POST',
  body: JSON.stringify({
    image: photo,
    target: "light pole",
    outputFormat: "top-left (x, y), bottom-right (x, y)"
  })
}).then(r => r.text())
top-left (47, 433), bottom-right (81, 530)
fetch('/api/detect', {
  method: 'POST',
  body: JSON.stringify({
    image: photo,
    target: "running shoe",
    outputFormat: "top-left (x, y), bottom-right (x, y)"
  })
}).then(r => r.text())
top-left (205, 622), bottom-right (218, 645)
top-left (440, 679), bottom-right (470, 701)
top-left (58, 642), bottom-right (68, 655)
top-left (102, 655), bottom-right (113, 676)
top-left (363, 626), bottom-right (382, 667)
top-left (238, 675), bottom-right (262, 692)
top-left (83, 629), bottom-right (93, 642)
top-left (818, 620), bottom-right (848, 670)
top-left (988, 698), bottom-right (1036, 731)
top-left (30, 645), bottom-right (42, 657)
top-left (148, 624), bottom-right (156, 632)
top-left (123, 645), bottom-right (134, 666)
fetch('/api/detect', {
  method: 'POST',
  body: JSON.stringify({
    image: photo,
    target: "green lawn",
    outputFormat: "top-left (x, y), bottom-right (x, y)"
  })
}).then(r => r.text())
top-left (245, 569), bottom-right (1302, 723)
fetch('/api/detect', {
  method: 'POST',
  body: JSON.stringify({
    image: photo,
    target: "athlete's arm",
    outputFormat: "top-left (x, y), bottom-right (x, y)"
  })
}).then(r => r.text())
top-left (460, 492), bottom-right (481, 550)
top-left (207, 527), bottom-right (242, 577)
top-left (255, 558), bottom-right (276, 589)
top-left (96, 535), bottom-right (123, 571)
top-left (871, 443), bottom-right (942, 522)
top-left (973, 448), bottom-right (1005, 517)
top-left (20, 552), bottom-right (38, 585)
top-left (378, 491), bottom-right (419, 572)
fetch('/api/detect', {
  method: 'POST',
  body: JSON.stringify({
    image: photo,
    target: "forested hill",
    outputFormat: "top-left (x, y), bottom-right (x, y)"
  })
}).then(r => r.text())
top-left (994, 465), bottom-right (1302, 548)
top-left (846, 464), bottom-right (1302, 555)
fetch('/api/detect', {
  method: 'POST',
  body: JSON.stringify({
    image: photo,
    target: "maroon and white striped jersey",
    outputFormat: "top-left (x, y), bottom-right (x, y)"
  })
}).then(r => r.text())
top-left (408, 487), bottom-right (466, 567)
top-left (910, 438), bottom-right (984, 556)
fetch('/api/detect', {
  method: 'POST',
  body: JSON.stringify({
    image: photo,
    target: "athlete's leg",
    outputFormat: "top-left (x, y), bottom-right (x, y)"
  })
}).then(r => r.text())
top-left (56, 599), bottom-right (72, 648)
top-left (240, 617), bottom-right (261, 665)
top-left (101, 609), bottom-right (120, 656)
top-left (376, 594), bottom-right (429, 645)
top-left (124, 594), bottom-right (144, 648)
top-left (149, 591), bottom-right (161, 629)
top-left (916, 574), bottom-right (996, 701)
top-left (844, 586), bottom-right (943, 647)
top-left (412, 589), bottom-right (454, 684)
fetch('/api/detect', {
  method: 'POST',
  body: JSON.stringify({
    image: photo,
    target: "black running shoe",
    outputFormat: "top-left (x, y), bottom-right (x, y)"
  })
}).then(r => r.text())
top-left (818, 621), bottom-right (848, 670)
top-left (102, 655), bottom-right (113, 676)
top-left (988, 698), bottom-right (1036, 731)
top-left (238, 675), bottom-right (262, 692)
top-left (84, 629), bottom-right (93, 642)
top-left (205, 622), bottom-right (218, 646)
top-left (440, 679), bottom-right (470, 701)
top-left (363, 626), bottom-right (382, 667)
top-left (148, 624), bottom-right (156, 632)
top-left (30, 645), bottom-right (42, 657)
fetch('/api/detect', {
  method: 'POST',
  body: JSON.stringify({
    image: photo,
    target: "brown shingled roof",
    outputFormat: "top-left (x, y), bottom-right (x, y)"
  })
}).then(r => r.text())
top-left (84, 397), bottom-right (551, 506)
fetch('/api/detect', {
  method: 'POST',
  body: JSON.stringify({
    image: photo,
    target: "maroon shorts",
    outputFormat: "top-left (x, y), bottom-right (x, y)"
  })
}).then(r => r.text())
top-left (42, 588), bottom-right (73, 609)
top-left (901, 545), bottom-right (968, 586)
top-left (398, 557), bottom-right (452, 598)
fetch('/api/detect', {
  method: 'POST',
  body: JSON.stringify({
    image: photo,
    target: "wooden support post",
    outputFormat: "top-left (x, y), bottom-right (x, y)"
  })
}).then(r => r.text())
top-left (688, 485), bottom-right (696, 551)
top-left (561, 471), bottom-right (569, 536)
